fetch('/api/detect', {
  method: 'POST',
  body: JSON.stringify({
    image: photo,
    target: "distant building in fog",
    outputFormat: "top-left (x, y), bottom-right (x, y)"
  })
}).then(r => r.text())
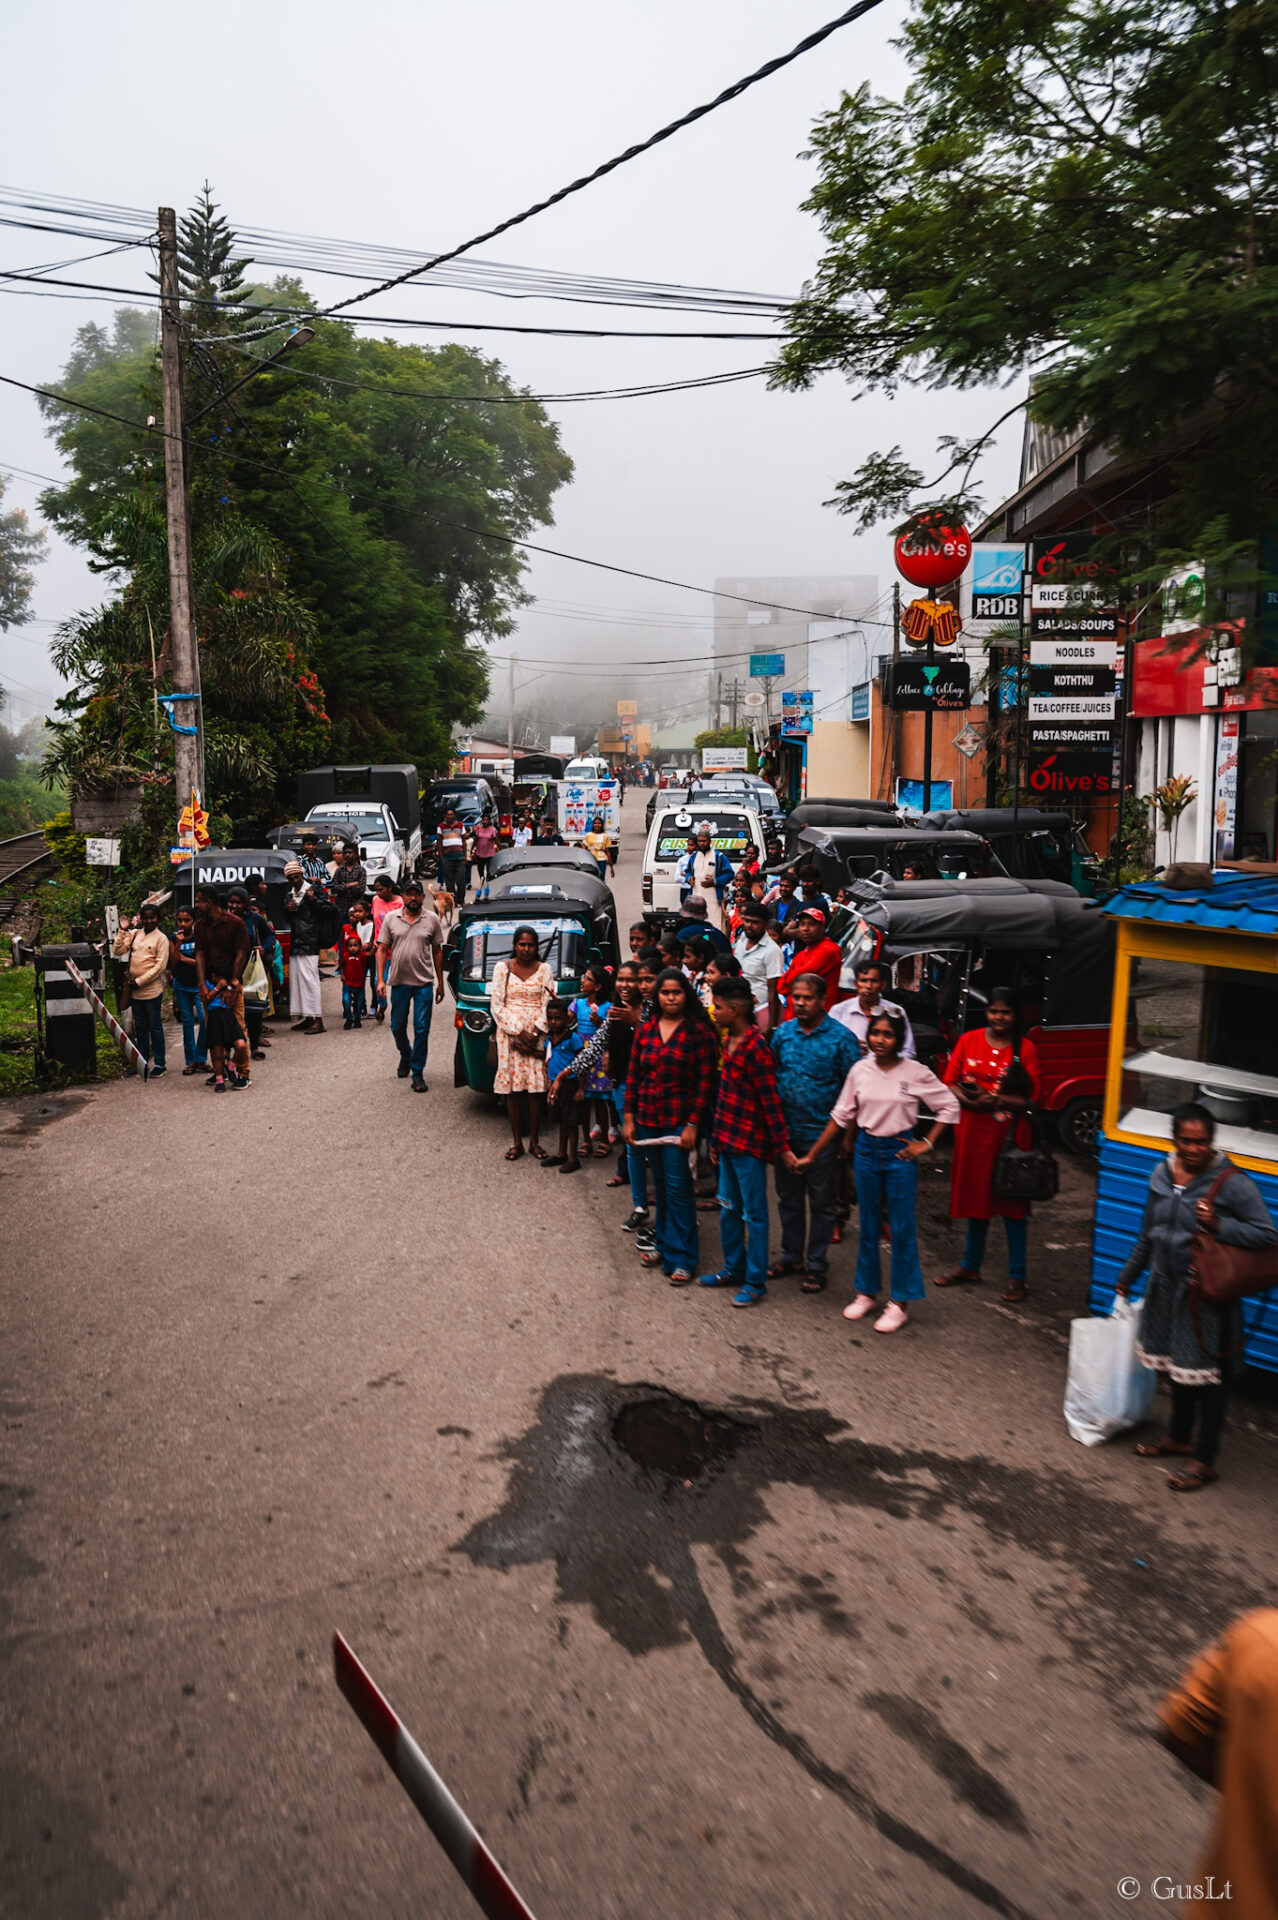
top-left (710, 575), bottom-right (881, 722)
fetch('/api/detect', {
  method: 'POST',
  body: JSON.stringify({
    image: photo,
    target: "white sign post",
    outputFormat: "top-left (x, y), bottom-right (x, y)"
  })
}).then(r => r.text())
top-left (85, 838), bottom-right (122, 867)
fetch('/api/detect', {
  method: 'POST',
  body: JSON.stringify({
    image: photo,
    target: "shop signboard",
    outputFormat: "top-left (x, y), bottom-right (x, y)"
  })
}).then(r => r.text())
top-left (1213, 713), bottom-right (1240, 859)
top-left (1028, 665), bottom-right (1116, 699)
top-left (1029, 638), bottom-right (1119, 667)
top-left (1029, 534), bottom-right (1120, 640)
top-left (1026, 749), bottom-right (1117, 799)
top-left (548, 735), bottom-right (576, 755)
top-left (749, 652), bottom-right (786, 678)
top-left (701, 746), bottom-right (749, 773)
top-left (1028, 724), bottom-right (1113, 754)
top-left (615, 700), bottom-right (638, 716)
top-left (1027, 694), bottom-right (1117, 719)
top-left (966, 543), bottom-right (1025, 626)
top-left (780, 688), bottom-right (814, 735)
top-left (850, 681), bottom-right (871, 721)
top-left (889, 659), bottom-right (970, 710)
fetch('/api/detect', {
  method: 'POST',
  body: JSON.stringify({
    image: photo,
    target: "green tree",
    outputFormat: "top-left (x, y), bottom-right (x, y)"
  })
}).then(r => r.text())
top-left (774, 0), bottom-right (1278, 551)
top-left (36, 192), bottom-right (572, 843)
top-left (0, 473), bottom-right (47, 629)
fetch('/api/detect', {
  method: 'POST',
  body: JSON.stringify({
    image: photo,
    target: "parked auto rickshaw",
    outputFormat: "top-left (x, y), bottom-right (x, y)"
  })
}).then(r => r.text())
top-left (447, 871), bottom-right (621, 1094)
top-left (169, 845), bottom-right (298, 989)
top-left (267, 819), bottom-right (361, 860)
top-left (919, 808), bottom-right (1099, 895)
top-left (840, 878), bottom-right (1114, 1153)
top-left (793, 824), bottom-right (1003, 893)
top-left (485, 845), bottom-right (600, 886)
top-left (1088, 874), bottom-right (1278, 1374)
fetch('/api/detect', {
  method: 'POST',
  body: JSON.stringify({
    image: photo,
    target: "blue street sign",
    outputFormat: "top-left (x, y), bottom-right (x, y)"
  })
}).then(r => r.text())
top-left (749, 652), bottom-right (785, 677)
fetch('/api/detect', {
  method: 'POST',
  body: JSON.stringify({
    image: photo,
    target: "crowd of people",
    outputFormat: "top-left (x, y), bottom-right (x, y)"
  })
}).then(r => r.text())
top-left (110, 827), bottom-right (446, 1094)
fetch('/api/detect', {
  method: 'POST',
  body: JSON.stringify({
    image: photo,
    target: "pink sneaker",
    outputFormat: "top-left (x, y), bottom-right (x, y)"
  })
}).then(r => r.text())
top-left (874, 1302), bottom-right (909, 1334)
top-left (842, 1294), bottom-right (879, 1321)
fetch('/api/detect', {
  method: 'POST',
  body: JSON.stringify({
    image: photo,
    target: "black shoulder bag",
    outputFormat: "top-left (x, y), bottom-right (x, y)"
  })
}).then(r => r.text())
top-left (990, 1040), bottom-right (1059, 1204)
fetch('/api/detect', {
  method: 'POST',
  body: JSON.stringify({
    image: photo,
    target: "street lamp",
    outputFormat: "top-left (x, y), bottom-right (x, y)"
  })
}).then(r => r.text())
top-left (187, 325), bottom-right (316, 424)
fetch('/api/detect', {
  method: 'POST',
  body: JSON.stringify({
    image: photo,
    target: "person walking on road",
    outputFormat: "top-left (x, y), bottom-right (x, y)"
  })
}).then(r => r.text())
top-left (376, 878), bottom-right (444, 1092)
top-left (623, 966), bottom-right (718, 1286)
top-left (937, 988), bottom-right (1039, 1301)
top-left (168, 904), bottom-right (207, 1075)
top-left (471, 810), bottom-right (498, 886)
top-left (697, 976), bottom-right (796, 1307)
top-left (283, 861), bottom-right (326, 1034)
top-left (1117, 1102), bottom-right (1278, 1492)
top-left (492, 925), bottom-right (554, 1159)
top-left (678, 825), bottom-right (734, 927)
top-left (777, 908), bottom-right (844, 1017)
top-left (582, 813), bottom-right (613, 881)
top-left (800, 1011), bottom-right (959, 1333)
top-left (340, 901), bottom-right (374, 1028)
top-left (532, 816), bottom-right (564, 847)
top-left (113, 901), bottom-right (170, 1076)
top-left (435, 808), bottom-right (468, 902)
top-left (771, 974), bottom-right (861, 1293)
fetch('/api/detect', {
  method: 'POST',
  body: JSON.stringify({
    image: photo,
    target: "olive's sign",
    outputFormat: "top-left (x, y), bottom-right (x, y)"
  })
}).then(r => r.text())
top-left (894, 523), bottom-right (972, 590)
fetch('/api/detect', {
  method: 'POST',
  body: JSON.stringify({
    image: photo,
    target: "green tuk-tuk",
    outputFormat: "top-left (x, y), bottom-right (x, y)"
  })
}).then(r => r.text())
top-left (447, 870), bottom-right (620, 1093)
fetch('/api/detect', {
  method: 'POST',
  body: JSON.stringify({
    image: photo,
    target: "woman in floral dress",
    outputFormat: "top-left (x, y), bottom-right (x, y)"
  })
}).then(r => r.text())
top-left (492, 925), bottom-right (554, 1160)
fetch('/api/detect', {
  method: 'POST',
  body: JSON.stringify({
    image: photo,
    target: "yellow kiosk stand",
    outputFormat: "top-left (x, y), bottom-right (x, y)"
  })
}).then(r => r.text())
top-left (1090, 875), bottom-right (1278, 1373)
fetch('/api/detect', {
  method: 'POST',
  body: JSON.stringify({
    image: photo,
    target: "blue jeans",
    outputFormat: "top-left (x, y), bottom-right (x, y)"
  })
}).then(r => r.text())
top-left (342, 983), bottom-right (365, 1025)
top-left (172, 980), bottom-right (206, 1067)
top-left (131, 994), bottom-right (166, 1069)
top-left (962, 1215), bottom-right (1028, 1283)
top-left (614, 1085), bottom-right (649, 1210)
top-left (774, 1136), bottom-right (839, 1275)
top-left (717, 1149), bottom-right (770, 1292)
top-left (390, 984), bottom-right (433, 1075)
top-left (635, 1130), bottom-right (696, 1274)
top-left (853, 1133), bottom-right (925, 1303)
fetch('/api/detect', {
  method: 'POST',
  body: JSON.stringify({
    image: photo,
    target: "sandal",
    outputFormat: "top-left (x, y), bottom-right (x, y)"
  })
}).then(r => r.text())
top-left (592, 1141), bottom-right (611, 1157)
top-left (696, 1197), bottom-right (720, 1212)
top-left (767, 1258), bottom-right (804, 1280)
top-left (640, 1249), bottom-right (664, 1268)
top-left (504, 1144), bottom-right (525, 1161)
top-left (1168, 1463), bottom-right (1218, 1493)
top-left (529, 1144), bottom-right (549, 1161)
top-left (934, 1268), bottom-right (982, 1288)
top-left (1001, 1280), bottom-right (1028, 1304)
top-left (801, 1272), bottom-right (828, 1293)
top-left (1134, 1439), bottom-right (1195, 1459)
top-left (540, 1154), bottom-right (567, 1168)
top-left (605, 1171), bottom-right (628, 1188)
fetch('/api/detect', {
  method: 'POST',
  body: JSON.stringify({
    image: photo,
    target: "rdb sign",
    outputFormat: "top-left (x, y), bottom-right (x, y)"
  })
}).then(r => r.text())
top-left (1027, 749), bottom-right (1115, 798)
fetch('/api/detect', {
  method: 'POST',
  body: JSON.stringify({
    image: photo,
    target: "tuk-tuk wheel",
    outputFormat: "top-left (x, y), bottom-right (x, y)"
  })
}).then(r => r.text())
top-left (1058, 1097), bottom-right (1101, 1158)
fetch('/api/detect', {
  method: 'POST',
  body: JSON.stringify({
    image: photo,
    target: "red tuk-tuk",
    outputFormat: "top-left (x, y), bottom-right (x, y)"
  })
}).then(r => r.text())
top-left (839, 879), bottom-right (1115, 1154)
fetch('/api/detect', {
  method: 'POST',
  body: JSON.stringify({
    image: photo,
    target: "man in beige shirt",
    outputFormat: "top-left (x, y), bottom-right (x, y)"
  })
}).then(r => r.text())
top-left (112, 902), bottom-right (170, 1075)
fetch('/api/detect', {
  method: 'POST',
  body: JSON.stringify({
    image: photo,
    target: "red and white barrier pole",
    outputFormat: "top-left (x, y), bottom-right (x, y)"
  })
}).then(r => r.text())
top-left (64, 957), bottom-right (148, 1079)
top-left (333, 1632), bottom-right (539, 1920)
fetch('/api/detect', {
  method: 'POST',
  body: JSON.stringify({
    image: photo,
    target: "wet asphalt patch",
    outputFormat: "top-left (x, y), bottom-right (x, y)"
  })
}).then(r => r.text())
top-left (458, 1374), bottom-right (1265, 1919)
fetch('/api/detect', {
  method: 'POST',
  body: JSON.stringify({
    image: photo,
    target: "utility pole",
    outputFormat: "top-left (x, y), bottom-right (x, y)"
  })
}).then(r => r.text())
top-left (730, 678), bottom-right (740, 730)
top-left (158, 206), bottom-right (204, 813)
top-left (890, 581), bottom-right (902, 805)
top-left (716, 670), bottom-right (723, 731)
top-left (507, 652), bottom-right (516, 756)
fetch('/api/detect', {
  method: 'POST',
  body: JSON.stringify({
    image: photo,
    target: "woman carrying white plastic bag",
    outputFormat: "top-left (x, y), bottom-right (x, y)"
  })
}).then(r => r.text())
top-left (1064, 1296), bottom-right (1155, 1447)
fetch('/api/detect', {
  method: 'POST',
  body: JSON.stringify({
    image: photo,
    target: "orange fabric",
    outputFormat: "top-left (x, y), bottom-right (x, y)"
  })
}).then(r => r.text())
top-left (1159, 1608), bottom-right (1278, 1919)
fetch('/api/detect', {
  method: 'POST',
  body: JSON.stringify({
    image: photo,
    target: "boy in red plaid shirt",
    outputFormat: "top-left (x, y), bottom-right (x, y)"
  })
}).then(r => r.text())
top-left (699, 976), bottom-right (798, 1307)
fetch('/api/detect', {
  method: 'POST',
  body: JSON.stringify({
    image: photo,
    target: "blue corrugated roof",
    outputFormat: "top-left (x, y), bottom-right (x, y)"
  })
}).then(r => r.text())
top-left (1099, 874), bottom-right (1278, 934)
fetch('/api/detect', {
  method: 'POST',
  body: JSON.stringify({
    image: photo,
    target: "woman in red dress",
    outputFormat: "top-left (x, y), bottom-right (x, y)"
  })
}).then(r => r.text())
top-left (935, 988), bottom-right (1040, 1302)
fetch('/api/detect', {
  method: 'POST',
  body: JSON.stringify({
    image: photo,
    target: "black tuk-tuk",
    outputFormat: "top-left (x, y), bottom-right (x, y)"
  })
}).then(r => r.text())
top-left (919, 808), bottom-right (1100, 895)
top-left (841, 879), bottom-right (1114, 1153)
top-left (792, 825), bottom-right (1003, 893)
top-left (485, 845), bottom-right (600, 885)
top-left (268, 819), bottom-right (360, 860)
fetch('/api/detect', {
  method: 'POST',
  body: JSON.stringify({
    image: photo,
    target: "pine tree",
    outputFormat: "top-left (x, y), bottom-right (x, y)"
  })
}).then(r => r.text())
top-left (178, 183), bottom-right (252, 333)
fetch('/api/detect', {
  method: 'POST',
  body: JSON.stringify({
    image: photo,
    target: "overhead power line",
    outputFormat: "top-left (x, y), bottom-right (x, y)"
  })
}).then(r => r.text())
top-left (320, 0), bottom-right (889, 322)
top-left (1, 367), bottom-right (894, 628)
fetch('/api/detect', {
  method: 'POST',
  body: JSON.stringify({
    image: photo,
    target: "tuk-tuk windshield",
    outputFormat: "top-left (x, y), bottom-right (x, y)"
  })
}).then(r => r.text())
top-left (655, 813), bottom-right (754, 861)
top-left (463, 917), bottom-right (588, 983)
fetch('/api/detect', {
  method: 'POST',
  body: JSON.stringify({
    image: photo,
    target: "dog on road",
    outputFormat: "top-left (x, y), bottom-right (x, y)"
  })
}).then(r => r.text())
top-left (430, 886), bottom-right (457, 930)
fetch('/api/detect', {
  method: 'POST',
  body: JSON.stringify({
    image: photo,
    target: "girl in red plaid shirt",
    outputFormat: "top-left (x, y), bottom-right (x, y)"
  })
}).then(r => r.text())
top-left (698, 976), bottom-right (798, 1306)
top-left (623, 968), bottom-right (718, 1285)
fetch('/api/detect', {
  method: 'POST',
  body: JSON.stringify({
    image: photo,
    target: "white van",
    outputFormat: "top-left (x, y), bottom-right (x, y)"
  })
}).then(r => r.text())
top-left (641, 805), bottom-right (766, 916)
top-left (564, 756), bottom-right (610, 784)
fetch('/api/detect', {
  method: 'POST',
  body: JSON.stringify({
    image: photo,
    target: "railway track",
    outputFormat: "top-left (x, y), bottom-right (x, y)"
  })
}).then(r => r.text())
top-left (0, 829), bottom-right (53, 929)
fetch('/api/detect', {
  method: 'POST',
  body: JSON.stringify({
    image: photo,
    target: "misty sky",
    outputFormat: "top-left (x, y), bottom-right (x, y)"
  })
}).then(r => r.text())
top-left (0, 0), bottom-right (1023, 736)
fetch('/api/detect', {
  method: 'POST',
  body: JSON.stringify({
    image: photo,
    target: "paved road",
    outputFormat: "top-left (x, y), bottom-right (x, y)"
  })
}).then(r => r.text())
top-left (3, 830), bottom-right (1277, 1919)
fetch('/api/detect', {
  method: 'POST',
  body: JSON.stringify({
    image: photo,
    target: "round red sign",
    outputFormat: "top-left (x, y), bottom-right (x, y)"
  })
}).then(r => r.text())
top-left (894, 522), bottom-right (972, 590)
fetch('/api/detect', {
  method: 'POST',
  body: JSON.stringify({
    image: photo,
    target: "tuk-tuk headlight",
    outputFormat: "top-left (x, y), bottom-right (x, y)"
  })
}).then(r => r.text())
top-left (462, 1010), bottom-right (492, 1035)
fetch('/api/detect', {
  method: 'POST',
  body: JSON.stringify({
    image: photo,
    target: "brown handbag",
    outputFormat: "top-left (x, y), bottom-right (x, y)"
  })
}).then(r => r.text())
top-left (1188, 1163), bottom-right (1278, 1359)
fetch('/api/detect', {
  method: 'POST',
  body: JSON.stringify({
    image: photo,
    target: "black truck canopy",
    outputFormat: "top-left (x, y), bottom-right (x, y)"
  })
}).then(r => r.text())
top-left (297, 765), bottom-right (419, 837)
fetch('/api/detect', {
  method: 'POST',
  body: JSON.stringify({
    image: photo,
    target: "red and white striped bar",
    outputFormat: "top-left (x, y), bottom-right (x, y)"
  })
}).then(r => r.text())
top-left (333, 1632), bottom-right (538, 1920)
top-left (63, 956), bottom-right (148, 1079)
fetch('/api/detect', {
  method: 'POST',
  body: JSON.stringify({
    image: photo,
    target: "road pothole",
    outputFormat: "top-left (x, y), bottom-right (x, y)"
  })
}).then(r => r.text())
top-left (611, 1392), bottom-right (753, 1482)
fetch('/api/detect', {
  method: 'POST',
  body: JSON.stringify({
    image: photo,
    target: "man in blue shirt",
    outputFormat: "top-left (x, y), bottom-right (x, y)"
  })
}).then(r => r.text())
top-left (770, 973), bottom-right (860, 1290)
